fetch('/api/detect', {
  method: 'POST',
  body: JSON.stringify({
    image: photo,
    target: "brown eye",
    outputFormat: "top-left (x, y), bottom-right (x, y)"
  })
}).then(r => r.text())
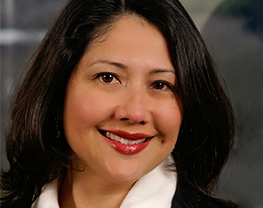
top-left (153, 82), bottom-right (166, 90)
top-left (94, 72), bottom-right (120, 84)
top-left (101, 74), bottom-right (114, 83)
top-left (151, 80), bottom-right (174, 91)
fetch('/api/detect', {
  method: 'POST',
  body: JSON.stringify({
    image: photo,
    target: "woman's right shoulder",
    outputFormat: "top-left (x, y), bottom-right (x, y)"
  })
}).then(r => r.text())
top-left (171, 182), bottom-right (239, 208)
top-left (0, 200), bottom-right (18, 208)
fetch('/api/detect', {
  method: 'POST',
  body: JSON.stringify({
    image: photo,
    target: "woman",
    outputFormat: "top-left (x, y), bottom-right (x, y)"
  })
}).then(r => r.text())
top-left (1, 0), bottom-right (238, 207)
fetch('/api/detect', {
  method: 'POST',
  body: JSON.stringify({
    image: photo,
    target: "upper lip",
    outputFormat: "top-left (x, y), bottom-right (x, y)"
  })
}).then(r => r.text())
top-left (99, 129), bottom-right (154, 140)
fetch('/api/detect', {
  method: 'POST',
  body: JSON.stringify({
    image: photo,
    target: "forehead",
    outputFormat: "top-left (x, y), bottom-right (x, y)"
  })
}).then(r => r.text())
top-left (87, 15), bottom-right (166, 51)
top-left (83, 16), bottom-right (173, 68)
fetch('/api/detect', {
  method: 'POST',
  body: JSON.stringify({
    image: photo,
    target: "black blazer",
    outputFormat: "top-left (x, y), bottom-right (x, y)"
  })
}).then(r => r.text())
top-left (0, 200), bottom-right (17, 208)
top-left (171, 182), bottom-right (238, 208)
top-left (0, 183), bottom-right (238, 208)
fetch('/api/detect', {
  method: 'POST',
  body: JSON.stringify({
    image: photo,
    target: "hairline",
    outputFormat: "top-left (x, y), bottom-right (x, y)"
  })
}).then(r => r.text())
top-left (84, 13), bottom-right (153, 53)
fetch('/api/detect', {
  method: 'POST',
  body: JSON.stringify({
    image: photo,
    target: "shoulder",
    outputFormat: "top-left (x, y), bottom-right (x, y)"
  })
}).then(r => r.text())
top-left (0, 200), bottom-right (19, 208)
top-left (171, 182), bottom-right (239, 208)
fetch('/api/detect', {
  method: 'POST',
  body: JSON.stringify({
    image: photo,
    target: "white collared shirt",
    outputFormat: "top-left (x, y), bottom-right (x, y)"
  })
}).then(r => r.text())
top-left (32, 155), bottom-right (176, 208)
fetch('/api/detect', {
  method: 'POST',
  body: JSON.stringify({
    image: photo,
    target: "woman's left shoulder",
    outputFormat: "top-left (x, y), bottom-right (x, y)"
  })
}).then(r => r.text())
top-left (0, 200), bottom-right (18, 208)
top-left (171, 195), bottom-right (238, 208)
top-left (170, 184), bottom-right (239, 208)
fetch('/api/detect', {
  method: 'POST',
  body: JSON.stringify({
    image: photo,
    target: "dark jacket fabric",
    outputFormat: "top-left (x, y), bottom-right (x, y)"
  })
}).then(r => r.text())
top-left (0, 183), bottom-right (238, 208)
top-left (0, 200), bottom-right (17, 208)
top-left (171, 182), bottom-right (238, 208)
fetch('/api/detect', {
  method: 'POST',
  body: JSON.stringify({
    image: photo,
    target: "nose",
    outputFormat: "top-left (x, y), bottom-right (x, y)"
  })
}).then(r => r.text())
top-left (114, 88), bottom-right (150, 124)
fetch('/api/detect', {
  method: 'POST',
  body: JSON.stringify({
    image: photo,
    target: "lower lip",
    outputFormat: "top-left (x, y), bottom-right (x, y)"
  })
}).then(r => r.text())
top-left (104, 137), bottom-right (151, 155)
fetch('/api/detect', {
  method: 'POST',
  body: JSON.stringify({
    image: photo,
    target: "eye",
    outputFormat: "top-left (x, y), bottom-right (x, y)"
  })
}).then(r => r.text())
top-left (101, 73), bottom-right (114, 83)
top-left (151, 80), bottom-right (174, 91)
top-left (94, 72), bottom-right (120, 84)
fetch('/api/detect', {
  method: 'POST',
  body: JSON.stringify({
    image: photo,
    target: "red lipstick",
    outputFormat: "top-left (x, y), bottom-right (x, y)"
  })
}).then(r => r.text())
top-left (106, 130), bottom-right (153, 140)
top-left (101, 130), bottom-right (153, 155)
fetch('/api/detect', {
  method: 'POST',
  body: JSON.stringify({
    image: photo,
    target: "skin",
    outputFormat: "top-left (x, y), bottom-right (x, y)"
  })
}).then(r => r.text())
top-left (60, 15), bottom-right (183, 208)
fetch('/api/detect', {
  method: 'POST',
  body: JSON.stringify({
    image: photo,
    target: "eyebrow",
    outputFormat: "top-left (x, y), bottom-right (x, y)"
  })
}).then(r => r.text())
top-left (90, 60), bottom-right (128, 69)
top-left (90, 59), bottom-right (175, 74)
top-left (149, 69), bottom-right (175, 74)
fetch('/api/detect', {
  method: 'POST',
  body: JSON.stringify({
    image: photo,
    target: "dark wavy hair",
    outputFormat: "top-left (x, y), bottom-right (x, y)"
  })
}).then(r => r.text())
top-left (1, 0), bottom-right (237, 207)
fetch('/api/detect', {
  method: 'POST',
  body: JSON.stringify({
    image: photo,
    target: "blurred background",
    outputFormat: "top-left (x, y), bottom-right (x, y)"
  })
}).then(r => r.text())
top-left (1, 0), bottom-right (262, 207)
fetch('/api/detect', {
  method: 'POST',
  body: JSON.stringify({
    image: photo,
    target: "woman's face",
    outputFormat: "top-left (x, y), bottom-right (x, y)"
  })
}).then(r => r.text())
top-left (63, 16), bottom-right (183, 185)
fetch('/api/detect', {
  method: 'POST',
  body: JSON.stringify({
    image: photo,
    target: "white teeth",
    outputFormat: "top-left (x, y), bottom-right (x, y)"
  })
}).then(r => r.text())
top-left (106, 132), bottom-right (110, 138)
top-left (120, 138), bottom-right (127, 145)
top-left (115, 135), bottom-right (121, 142)
top-left (105, 132), bottom-right (146, 145)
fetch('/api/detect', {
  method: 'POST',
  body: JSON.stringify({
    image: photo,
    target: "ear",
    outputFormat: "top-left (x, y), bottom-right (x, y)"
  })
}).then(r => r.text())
top-left (52, 106), bottom-right (63, 121)
top-left (51, 93), bottom-right (65, 120)
top-left (56, 111), bottom-right (63, 120)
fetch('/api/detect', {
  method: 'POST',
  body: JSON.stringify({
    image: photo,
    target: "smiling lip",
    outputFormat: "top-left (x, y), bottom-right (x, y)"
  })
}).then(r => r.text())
top-left (100, 130), bottom-right (154, 155)
top-left (104, 129), bottom-right (153, 140)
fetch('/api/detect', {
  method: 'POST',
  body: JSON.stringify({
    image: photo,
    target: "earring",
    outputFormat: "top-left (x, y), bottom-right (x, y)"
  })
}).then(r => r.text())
top-left (55, 112), bottom-right (61, 138)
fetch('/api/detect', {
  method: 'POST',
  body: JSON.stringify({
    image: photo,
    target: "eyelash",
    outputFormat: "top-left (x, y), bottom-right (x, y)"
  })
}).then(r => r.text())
top-left (93, 72), bottom-right (175, 91)
top-left (151, 80), bottom-right (175, 91)
top-left (93, 72), bottom-right (120, 84)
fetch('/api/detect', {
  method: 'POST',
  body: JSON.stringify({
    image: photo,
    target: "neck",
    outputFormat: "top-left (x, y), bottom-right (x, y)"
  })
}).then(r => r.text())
top-left (59, 167), bottom-right (134, 208)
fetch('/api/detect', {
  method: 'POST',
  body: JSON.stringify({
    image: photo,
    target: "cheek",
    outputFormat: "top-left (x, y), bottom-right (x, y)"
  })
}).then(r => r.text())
top-left (63, 88), bottom-right (112, 134)
top-left (155, 100), bottom-right (183, 141)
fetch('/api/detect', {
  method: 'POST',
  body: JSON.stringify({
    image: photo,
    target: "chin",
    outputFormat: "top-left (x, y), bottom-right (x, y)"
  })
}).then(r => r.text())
top-left (110, 174), bottom-right (141, 185)
top-left (106, 164), bottom-right (149, 185)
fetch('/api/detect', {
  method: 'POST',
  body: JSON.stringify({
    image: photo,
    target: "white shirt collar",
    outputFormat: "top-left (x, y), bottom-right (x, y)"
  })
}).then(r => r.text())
top-left (32, 176), bottom-right (60, 208)
top-left (32, 155), bottom-right (176, 208)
